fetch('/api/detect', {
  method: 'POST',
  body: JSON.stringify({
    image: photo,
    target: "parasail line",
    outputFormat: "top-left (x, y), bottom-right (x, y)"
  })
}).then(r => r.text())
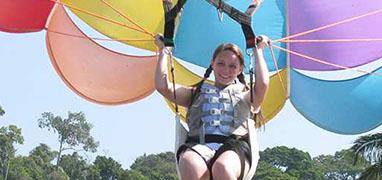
top-left (276, 8), bottom-right (382, 42)
top-left (272, 44), bottom-right (382, 77)
top-left (98, 0), bottom-right (154, 37)
top-left (44, 27), bottom-right (153, 42)
top-left (269, 43), bottom-right (288, 98)
top-left (278, 38), bottom-right (382, 43)
top-left (49, 0), bottom-right (152, 37)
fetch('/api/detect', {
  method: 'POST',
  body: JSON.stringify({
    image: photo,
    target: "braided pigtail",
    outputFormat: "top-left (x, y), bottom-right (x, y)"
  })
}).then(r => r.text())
top-left (189, 65), bottom-right (213, 107)
top-left (237, 72), bottom-right (249, 91)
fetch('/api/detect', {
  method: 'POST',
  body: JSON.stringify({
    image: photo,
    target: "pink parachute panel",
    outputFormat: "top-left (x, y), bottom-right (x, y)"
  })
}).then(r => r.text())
top-left (46, 5), bottom-right (157, 104)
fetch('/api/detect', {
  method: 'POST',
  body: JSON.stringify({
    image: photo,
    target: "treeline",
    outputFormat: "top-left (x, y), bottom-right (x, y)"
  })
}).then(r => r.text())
top-left (0, 105), bottom-right (380, 179)
top-left (0, 142), bottom-right (370, 180)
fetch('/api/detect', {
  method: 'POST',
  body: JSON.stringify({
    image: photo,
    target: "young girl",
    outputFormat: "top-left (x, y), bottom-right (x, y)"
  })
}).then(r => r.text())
top-left (155, 34), bottom-right (269, 180)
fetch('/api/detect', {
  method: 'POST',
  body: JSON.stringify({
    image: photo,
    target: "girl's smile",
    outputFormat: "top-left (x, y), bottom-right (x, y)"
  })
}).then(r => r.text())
top-left (212, 50), bottom-right (243, 86)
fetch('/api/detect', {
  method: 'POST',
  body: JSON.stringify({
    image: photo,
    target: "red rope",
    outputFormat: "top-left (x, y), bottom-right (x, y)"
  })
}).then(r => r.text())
top-left (276, 8), bottom-right (382, 42)
top-left (98, 0), bottom-right (154, 37)
top-left (272, 44), bottom-right (382, 77)
top-left (269, 44), bottom-right (288, 97)
top-left (49, 0), bottom-right (152, 36)
top-left (278, 38), bottom-right (382, 43)
top-left (45, 28), bottom-right (153, 42)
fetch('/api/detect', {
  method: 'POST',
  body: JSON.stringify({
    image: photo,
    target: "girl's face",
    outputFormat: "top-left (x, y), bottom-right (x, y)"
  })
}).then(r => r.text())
top-left (212, 50), bottom-right (243, 87)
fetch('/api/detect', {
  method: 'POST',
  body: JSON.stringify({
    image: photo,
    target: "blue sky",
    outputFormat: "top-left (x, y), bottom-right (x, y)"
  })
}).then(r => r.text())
top-left (1, 26), bottom-right (381, 169)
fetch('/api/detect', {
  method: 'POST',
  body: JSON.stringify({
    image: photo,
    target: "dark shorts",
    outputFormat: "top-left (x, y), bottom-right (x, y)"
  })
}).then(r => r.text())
top-left (176, 134), bottom-right (251, 180)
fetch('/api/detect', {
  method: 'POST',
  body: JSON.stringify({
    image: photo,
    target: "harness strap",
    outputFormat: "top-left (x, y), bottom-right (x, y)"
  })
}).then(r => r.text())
top-left (163, 0), bottom-right (187, 47)
top-left (162, 0), bottom-right (187, 113)
top-left (205, 0), bottom-right (260, 49)
top-left (206, 0), bottom-right (251, 25)
top-left (188, 134), bottom-right (248, 144)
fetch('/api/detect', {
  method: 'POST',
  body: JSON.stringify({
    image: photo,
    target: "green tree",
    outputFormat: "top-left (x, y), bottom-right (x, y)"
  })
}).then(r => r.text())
top-left (254, 161), bottom-right (296, 180)
top-left (46, 167), bottom-right (70, 180)
top-left (7, 144), bottom-right (63, 180)
top-left (129, 152), bottom-right (178, 180)
top-left (6, 156), bottom-right (45, 180)
top-left (0, 125), bottom-right (24, 179)
top-left (29, 143), bottom-right (58, 164)
top-left (93, 156), bottom-right (124, 180)
top-left (85, 166), bottom-right (101, 180)
top-left (351, 132), bottom-right (382, 180)
top-left (258, 146), bottom-right (324, 179)
top-left (29, 143), bottom-right (58, 174)
top-left (37, 111), bottom-right (99, 167)
top-left (121, 169), bottom-right (148, 180)
top-left (59, 152), bottom-right (89, 180)
top-left (314, 149), bottom-right (368, 179)
top-left (356, 161), bottom-right (382, 180)
top-left (0, 106), bottom-right (4, 116)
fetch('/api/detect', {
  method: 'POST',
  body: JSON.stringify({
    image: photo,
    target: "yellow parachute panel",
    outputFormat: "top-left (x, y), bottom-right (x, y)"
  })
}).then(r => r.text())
top-left (61, 0), bottom-right (176, 51)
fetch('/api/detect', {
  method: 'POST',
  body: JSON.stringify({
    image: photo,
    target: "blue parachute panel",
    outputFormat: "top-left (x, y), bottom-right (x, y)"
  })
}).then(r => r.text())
top-left (290, 68), bottom-right (382, 134)
top-left (174, 0), bottom-right (286, 72)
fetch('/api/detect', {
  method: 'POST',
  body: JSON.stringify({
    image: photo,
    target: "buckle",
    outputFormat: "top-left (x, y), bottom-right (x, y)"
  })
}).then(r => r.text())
top-left (208, 97), bottom-right (219, 103)
top-left (206, 88), bottom-right (217, 94)
top-left (202, 88), bottom-right (217, 94)
top-left (210, 108), bottom-right (221, 115)
top-left (210, 120), bottom-right (221, 126)
top-left (223, 103), bottom-right (233, 112)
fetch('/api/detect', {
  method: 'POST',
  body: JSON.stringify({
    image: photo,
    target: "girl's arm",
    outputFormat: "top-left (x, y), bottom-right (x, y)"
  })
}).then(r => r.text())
top-left (154, 35), bottom-right (193, 107)
top-left (245, 35), bottom-right (270, 113)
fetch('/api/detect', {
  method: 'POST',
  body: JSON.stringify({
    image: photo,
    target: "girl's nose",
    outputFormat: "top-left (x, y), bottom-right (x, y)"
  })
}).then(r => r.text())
top-left (222, 66), bottom-right (230, 73)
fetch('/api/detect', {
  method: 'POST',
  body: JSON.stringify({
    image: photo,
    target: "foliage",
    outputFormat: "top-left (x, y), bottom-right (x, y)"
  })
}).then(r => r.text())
top-left (352, 132), bottom-right (382, 180)
top-left (6, 156), bottom-right (45, 180)
top-left (46, 167), bottom-right (70, 180)
top-left (93, 155), bottom-right (124, 180)
top-left (257, 146), bottom-right (324, 180)
top-left (352, 132), bottom-right (382, 163)
top-left (254, 161), bottom-right (296, 180)
top-left (59, 152), bottom-right (89, 180)
top-left (314, 149), bottom-right (368, 180)
top-left (29, 143), bottom-right (58, 165)
top-left (358, 160), bottom-right (382, 180)
top-left (37, 111), bottom-right (99, 166)
top-left (120, 169), bottom-right (148, 180)
top-left (0, 106), bottom-right (4, 116)
top-left (0, 125), bottom-right (24, 179)
top-left (85, 166), bottom-right (101, 180)
top-left (129, 152), bottom-right (178, 180)
top-left (7, 144), bottom-right (64, 180)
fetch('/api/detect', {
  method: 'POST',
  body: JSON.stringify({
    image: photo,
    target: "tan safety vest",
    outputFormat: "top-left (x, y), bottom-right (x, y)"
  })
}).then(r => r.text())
top-left (186, 83), bottom-right (251, 142)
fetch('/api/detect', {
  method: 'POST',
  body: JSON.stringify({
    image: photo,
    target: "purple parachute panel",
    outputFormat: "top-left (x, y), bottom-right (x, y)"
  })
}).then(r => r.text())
top-left (289, 0), bottom-right (382, 70)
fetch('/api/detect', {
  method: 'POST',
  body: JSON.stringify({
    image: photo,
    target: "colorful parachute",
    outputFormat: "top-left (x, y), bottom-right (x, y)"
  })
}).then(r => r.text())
top-left (1, 0), bottom-right (382, 134)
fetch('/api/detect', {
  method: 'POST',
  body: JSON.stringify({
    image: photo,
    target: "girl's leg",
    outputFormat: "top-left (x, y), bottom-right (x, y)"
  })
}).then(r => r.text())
top-left (211, 150), bottom-right (248, 180)
top-left (178, 149), bottom-right (210, 180)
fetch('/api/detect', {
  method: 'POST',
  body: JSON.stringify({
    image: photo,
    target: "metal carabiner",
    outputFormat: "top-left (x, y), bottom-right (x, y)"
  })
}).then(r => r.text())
top-left (217, 8), bottom-right (224, 22)
top-left (217, 0), bottom-right (224, 22)
top-left (246, 48), bottom-right (254, 57)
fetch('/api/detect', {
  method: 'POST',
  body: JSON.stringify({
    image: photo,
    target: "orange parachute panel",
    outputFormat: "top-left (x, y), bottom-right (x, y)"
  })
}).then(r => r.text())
top-left (46, 5), bottom-right (157, 104)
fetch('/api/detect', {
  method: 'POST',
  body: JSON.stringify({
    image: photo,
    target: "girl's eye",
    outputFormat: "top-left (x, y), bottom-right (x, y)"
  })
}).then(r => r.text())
top-left (217, 62), bottom-right (224, 66)
top-left (229, 65), bottom-right (237, 69)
